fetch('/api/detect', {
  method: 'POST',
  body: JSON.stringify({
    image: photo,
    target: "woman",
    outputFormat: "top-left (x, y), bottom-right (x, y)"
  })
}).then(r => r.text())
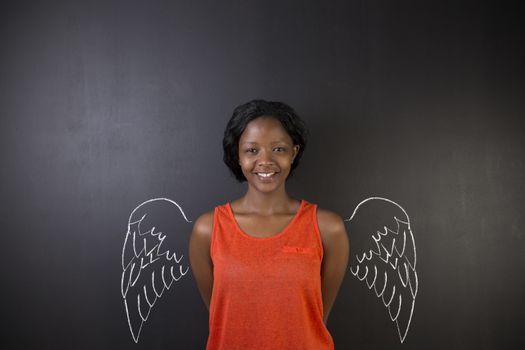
top-left (189, 99), bottom-right (349, 349)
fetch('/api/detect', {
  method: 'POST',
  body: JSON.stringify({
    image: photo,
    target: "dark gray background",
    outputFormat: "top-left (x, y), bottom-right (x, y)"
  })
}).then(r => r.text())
top-left (1, 0), bottom-right (523, 349)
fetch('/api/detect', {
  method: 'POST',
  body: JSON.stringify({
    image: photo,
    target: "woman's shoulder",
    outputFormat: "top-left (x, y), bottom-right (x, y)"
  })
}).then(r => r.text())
top-left (191, 208), bottom-right (215, 239)
top-left (314, 205), bottom-right (347, 241)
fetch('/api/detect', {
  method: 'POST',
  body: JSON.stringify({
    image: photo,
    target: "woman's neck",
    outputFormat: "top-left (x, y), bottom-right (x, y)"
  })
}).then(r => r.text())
top-left (236, 187), bottom-right (298, 215)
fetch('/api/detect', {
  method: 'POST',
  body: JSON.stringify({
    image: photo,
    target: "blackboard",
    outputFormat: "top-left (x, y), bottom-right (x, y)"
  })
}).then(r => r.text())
top-left (1, 1), bottom-right (524, 349)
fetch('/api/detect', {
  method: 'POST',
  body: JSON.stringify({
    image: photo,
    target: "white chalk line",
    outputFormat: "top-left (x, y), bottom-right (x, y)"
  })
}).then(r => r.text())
top-left (345, 196), bottom-right (419, 343)
top-left (121, 198), bottom-right (191, 343)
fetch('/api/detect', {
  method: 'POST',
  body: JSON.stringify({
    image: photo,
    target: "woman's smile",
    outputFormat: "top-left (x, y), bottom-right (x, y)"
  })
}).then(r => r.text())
top-left (254, 171), bottom-right (279, 182)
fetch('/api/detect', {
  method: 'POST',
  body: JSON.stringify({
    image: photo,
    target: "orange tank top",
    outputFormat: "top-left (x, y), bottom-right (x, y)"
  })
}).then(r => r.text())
top-left (206, 199), bottom-right (335, 350)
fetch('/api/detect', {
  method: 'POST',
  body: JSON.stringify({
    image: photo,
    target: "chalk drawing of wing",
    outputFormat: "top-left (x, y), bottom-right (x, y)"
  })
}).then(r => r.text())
top-left (345, 197), bottom-right (418, 343)
top-left (121, 198), bottom-right (191, 343)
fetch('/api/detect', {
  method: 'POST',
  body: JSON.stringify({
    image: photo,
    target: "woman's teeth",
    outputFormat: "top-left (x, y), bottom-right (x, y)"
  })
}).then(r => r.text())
top-left (257, 172), bottom-right (275, 177)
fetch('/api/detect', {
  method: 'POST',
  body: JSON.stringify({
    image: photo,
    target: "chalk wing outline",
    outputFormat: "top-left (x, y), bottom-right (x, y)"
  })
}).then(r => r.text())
top-left (345, 197), bottom-right (419, 343)
top-left (121, 198), bottom-right (191, 343)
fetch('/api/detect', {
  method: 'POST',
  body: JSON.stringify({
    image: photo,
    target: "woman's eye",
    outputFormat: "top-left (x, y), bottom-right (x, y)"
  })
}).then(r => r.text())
top-left (245, 147), bottom-right (285, 153)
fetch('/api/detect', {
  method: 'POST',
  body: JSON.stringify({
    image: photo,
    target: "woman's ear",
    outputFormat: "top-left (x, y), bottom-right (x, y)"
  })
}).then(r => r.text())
top-left (292, 145), bottom-right (300, 162)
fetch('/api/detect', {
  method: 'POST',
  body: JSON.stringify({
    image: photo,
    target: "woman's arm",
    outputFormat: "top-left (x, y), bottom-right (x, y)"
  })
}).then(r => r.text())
top-left (317, 208), bottom-right (350, 324)
top-left (189, 210), bottom-right (214, 310)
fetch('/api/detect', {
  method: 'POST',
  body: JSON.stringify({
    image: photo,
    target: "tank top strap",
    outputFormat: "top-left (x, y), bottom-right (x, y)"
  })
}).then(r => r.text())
top-left (281, 200), bottom-right (324, 261)
top-left (210, 203), bottom-right (238, 258)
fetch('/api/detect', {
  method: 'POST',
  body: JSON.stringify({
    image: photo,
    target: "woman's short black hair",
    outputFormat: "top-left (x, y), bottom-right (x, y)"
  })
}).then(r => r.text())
top-left (223, 99), bottom-right (309, 182)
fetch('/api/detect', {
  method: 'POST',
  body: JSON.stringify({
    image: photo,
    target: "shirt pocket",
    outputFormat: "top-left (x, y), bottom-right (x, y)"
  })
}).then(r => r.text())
top-left (281, 245), bottom-right (319, 260)
top-left (278, 245), bottom-right (321, 285)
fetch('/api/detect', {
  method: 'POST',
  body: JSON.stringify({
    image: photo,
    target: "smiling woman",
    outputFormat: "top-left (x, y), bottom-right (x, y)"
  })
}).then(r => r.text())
top-left (189, 100), bottom-right (350, 350)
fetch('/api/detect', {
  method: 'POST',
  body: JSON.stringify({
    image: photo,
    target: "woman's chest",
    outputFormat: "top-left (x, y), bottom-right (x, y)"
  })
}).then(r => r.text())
top-left (213, 242), bottom-right (321, 290)
top-left (234, 213), bottom-right (296, 238)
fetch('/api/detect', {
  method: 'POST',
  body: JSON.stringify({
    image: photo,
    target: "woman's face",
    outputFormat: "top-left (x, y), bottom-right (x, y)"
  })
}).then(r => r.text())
top-left (238, 116), bottom-right (299, 193)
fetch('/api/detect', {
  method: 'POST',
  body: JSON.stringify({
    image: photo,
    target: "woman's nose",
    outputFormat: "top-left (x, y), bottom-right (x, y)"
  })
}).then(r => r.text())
top-left (257, 149), bottom-right (274, 164)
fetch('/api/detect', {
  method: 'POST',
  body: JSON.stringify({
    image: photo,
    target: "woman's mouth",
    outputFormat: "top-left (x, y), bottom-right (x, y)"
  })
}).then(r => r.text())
top-left (254, 172), bottom-right (278, 181)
